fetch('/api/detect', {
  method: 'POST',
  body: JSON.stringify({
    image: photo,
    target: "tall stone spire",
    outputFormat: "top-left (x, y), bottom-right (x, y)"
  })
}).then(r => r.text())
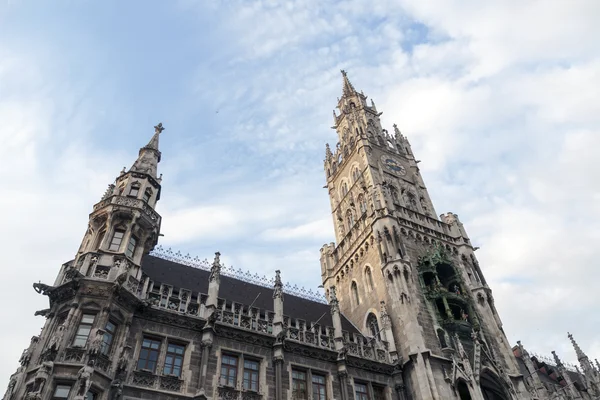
top-left (340, 70), bottom-right (357, 97)
top-left (130, 122), bottom-right (164, 179)
top-left (568, 332), bottom-right (600, 393)
top-left (568, 332), bottom-right (587, 361)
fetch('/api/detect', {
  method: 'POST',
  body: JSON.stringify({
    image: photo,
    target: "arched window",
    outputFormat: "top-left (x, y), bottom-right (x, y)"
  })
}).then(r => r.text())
top-left (352, 167), bottom-right (361, 182)
top-left (128, 183), bottom-right (140, 197)
top-left (358, 194), bottom-right (367, 214)
top-left (366, 313), bottom-right (380, 339)
top-left (457, 380), bottom-right (472, 400)
top-left (351, 282), bottom-right (359, 306)
top-left (346, 209), bottom-right (355, 230)
top-left (365, 267), bottom-right (374, 291)
top-left (341, 182), bottom-right (348, 197)
top-left (143, 188), bottom-right (152, 203)
top-left (390, 186), bottom-right (399, 204)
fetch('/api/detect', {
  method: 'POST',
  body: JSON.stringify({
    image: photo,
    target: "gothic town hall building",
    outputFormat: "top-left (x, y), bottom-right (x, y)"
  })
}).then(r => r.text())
top-left (4, 72), bottom-right (600, 400)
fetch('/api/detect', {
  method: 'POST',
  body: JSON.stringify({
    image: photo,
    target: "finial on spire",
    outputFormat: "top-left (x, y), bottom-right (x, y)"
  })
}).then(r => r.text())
top-left (325, 143), bottom-right (333, 160)
top-left (273, 270), bottom-right (283, 300)
top-left (552, 350), bottom-right (564, 367)
top-left (130, 123), bottom-right (163, 177)
top-left (340, 69), bottom-right (357, 97)
top-left (209, 252), bottom-right (221, 283)
top-left (329, 286), bottom-right (339, 314)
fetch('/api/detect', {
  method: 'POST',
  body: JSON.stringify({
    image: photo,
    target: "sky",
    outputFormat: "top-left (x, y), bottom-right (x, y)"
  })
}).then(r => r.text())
top-left (1, 0), bottom-right (599, 388)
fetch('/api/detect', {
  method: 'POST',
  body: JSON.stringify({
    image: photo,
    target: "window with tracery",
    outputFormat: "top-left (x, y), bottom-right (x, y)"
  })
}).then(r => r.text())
top-left (366, 313), bottom-right (380, 339)
top-left (351, 281), bottom-right (359, 306)
top-left (365, 267), bottom-right (374, 291)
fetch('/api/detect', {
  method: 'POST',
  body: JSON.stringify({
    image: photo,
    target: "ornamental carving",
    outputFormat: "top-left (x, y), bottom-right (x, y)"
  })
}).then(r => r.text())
top-left (273, 270), bottom-right (283, 300)
top-left (209, 252), bottom-right (221, 284)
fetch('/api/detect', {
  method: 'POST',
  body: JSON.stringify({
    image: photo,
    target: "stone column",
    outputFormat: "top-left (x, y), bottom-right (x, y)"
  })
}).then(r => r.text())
top-left (338, 371), bottom-right (349, 400)
top-left (273, 270), bottom-right (285, 400)
top-left (379, 301), bottom-right (398, 360)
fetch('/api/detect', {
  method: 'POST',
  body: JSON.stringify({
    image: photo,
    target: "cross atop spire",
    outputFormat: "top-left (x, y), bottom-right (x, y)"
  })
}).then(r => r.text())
top-left (130, 123), bottom-right (164, 178)
top-left (340, 70), bottom-right (357, 97)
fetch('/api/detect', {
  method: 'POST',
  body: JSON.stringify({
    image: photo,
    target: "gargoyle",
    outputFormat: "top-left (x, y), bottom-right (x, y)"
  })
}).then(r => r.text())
top-left (33, 282), bottom-right (54, 296)
top-left (34, 308), bottom-right (51, 317)
top-left (275, 327), bottom-right (288, 345)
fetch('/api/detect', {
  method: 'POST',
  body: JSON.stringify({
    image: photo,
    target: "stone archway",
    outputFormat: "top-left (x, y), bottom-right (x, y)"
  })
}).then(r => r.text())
top-left (456, 380), bottom-right (472, 400)
top-left (480, 370), bottom-right (510, 400)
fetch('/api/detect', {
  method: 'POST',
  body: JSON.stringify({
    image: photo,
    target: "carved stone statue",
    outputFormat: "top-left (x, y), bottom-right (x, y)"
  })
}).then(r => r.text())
top-left (116, 345), bottom-right (132, 376)
top-left (48, 324), bottom-right (66, 352)
top-left (76, 361), bottom-right (95, 397)
top-left (88, 329), bottom-right (105, 356)
top-left (31, 361), bottom-right (53, 397)
top-left (275, 327), bottom-right (288, 345)
top-left (18, 348), bottom-right (30, 367)
top-left (109, 379), bottom-right (123, 400)
top-left (209, 252), bottom-right (221, 283)
top-left (273, 270), bottom-right (283, 300)
top-left (3, 377), bottom-right (17, 400)
top-left (206, 310), bottom-right (219, 327)
top-left (337, 345), bottom-right (348, 361)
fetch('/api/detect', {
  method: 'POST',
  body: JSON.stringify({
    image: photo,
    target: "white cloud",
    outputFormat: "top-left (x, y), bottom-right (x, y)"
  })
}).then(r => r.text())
top-left (2, 0), bottom-right (600, 389)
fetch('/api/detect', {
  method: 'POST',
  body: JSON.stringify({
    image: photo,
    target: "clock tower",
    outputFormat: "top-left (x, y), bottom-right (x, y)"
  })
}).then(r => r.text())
top-left (320, 72), bottom-right (530, 399)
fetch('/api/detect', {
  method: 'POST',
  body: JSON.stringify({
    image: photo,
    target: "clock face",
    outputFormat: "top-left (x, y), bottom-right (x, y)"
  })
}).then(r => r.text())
top-left (381, 155), bottom-right (406, 175)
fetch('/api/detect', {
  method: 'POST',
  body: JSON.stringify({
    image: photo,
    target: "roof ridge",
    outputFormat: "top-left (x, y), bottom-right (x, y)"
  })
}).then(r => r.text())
top-left (149, 245), bottom-right (327, 304)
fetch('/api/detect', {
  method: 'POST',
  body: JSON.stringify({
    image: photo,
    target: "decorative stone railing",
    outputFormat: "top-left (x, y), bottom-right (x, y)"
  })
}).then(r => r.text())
top-left (92, 195), bottom-right (161, 225)
top-left (131, 371), bottom-right (184, 393)
top-left (215, 381), bottom-right (263, 400)
top-left (150, 246), bottom-right (327, 304)
top-left (63, 348), bottom-right (86, 363)
top-left (218, 308), bottom-right (273, 335)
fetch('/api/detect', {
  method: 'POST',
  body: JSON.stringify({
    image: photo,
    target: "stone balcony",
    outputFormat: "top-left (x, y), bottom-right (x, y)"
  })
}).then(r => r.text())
top-left (92, 195), bottom-right (161, 226)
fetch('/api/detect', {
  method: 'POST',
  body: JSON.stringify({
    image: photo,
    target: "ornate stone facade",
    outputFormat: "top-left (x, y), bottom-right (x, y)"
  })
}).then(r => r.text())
top-left (4, 75), bottom-right (599, 400)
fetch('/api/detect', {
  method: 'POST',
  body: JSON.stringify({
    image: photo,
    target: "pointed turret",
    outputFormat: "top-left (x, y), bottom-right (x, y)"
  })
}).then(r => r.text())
top-left (568, 332), bottom-right (588, 361)
top-left (340, 70), bottom-right (357, 97)
top-left (130, 122), bottom-right (164, 179)
top-left (568, 332), bottom-right (600, 392)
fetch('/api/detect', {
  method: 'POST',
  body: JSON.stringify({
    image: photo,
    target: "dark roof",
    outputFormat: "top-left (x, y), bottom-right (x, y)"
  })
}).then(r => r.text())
top-left (515, 354), bottom-right (588, 392)
top-left (141, 255), bottom-right (359, 334)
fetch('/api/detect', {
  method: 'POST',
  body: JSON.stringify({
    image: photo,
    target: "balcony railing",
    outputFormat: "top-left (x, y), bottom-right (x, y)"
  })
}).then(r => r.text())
top-left (93, 195), bottom-right (161, 225)
top-left (131, 371), bottom-right (184, 393)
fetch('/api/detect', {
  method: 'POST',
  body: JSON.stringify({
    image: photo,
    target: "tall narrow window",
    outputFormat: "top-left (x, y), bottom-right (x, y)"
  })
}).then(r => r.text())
top-left (367, 313), bottom-right (380, 340)
top-left (137, 337), bottom-right (161, 372)
top-left (351, 282), bottom-right (359, 306)
top-left (143, 188), bottom-right (152, 203)
top-left (73, 314), bottom-right (95, 347)
top-left (243, 359), bottom-right (259, 392)
top-left (52, 385), bottom-right (71, 400)
top-left (312, 374), bottom-right (327, 400)
top-left (220, 354), bottom-right (238, 387)
top-left (126, 236), bottom-right (137, 258)
top-left (101, 321), bottom-right (116, 356)
top-left (128, 185), bottom-right (140, 197)
top-left (292, 370), bottom-right (308, 399)
top-left (355, 383), bottom-right (370, 400)
top-left (164, 343), bottom-right (185, 377)
top-left (109, 230), bottom-right (125, 252)
top-left (373, 386), bottom-right (386, 400)
top-left (365, 267), bottom-right (374, 291)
